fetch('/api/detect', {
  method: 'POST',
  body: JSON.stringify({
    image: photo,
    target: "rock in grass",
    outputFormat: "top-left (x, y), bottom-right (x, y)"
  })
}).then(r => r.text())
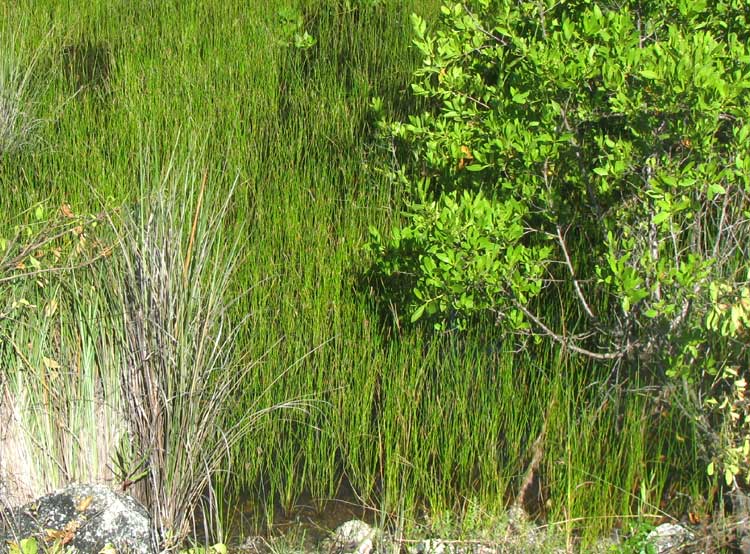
top-left (406, 539), bottom-right (502, 554)
top-left (645, 523), bottom-right (695, 553)
top-left (407, 539), bottom-right (457, 554)
top-left (321, 520), bottom-right (379, 554)
top-left (0, 483), bottom-right (156, 554)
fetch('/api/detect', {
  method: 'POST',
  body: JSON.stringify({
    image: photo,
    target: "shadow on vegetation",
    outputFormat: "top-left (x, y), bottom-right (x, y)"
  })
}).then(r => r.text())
top-left (276, 2), bottom-right (420, 137)
top-left (61, 39), bottom-right (112, 100)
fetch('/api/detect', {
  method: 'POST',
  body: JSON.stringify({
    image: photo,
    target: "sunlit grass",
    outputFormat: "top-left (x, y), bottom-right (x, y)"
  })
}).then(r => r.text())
top-left (0, 216), bottom-right (125, 505)
top-left (0, 0), bottom-right (709, 548)
top-left (0, 27), bottom-right (46, 158)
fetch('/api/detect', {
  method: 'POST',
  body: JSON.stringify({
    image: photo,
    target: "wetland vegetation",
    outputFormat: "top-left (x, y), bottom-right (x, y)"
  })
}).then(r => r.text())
top-left (1, 1), bottom-right (748, 552)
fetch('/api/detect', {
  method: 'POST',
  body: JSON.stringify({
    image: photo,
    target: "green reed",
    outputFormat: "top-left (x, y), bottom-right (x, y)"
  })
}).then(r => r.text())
top-left (0, 0), bottom-right (709, 548)
top-left (0, 231), bottom-right (125, 504)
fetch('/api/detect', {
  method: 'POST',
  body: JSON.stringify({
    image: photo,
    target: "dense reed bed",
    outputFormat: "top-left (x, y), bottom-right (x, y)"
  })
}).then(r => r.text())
top-left (0, 0), bottom-right (708, 547)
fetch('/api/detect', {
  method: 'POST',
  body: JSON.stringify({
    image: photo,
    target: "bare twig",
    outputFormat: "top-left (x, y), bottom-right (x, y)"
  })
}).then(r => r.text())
top-left (512, 299), bottom-right (629, 361)
top-left (556, 225), bottom-right (596, 319)
top-left (0, 253), bottom-right (110, 285)
top-left (0, 214), bottom-right (101, 271)
top-left (461, 3), bottom-right (509, 46)
top-left (712, 185), bottom-right (732, 261)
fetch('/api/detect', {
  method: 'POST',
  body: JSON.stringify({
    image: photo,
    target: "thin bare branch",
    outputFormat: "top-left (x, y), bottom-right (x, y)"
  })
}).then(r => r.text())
top-left (512, 299), bottom-right (629, 361)
top-left (461, 3), bottom-right (509, 46)
top-left (556, 225), bottom-right (596, 319)
top-left (0, 252), bottom-right (110, 285)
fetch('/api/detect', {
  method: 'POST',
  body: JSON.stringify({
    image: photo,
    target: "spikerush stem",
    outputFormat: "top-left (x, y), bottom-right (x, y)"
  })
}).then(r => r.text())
top-left (183, 168), bottom-right (207, 287)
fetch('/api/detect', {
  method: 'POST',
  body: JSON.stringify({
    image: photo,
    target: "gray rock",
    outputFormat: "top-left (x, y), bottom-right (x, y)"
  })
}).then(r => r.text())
top-left (407, 539), bottom-right (509, 554)
top-left (322, 520), bottom-right (379, 554)
top-left (407, 539), bottom-right (456, 554)
top-left (0, 483), bottom-right (156, 554)
top-left (731, 489), bottom-right (750, 554)
top-left (645, 523), bottom-right (695, 553)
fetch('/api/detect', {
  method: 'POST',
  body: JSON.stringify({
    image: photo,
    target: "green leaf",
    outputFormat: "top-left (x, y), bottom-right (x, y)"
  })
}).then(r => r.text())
top-left (725, 467), bottom-right (735, 486)
top-left (639, 69), bottom-right (659, 80)
top-left (653, 211), bottom-right (671, 225)
top-left (293, 31), bottom-right (316, 50)
top-left (410, 303), bottom-right (427, 323)
top-left (367, 225), bottom-right (381, 241)
top-left (411, 14), bottom-right (427, 38)
top-left (707, 183), bottom-right (725, 200)
top-left (512, 92), bottom-right (528, 104)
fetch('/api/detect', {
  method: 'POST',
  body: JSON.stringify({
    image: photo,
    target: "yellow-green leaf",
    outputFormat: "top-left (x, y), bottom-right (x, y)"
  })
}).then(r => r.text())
top-left (725, 467), bottom-right (735, 486)
top-left (42, 356), bottom-right (61, 370)
top-left (411, 303), bottom-right (426, 323)
top-left (44, 299), bottom-right (58, 318)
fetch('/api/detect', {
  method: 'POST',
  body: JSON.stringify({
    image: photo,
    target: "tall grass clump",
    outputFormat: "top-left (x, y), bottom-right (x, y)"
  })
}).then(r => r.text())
top-left (110, 153), bottom-right (304, 549)
top-left (0, 207), bottom-right (124, 505)
top-left (0, 29), bottom-right (44, 157)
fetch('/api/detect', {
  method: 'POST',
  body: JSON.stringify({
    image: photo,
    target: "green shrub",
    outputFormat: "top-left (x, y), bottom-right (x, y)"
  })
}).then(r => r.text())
top-left (366, 0), bottom-right (750, 489)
